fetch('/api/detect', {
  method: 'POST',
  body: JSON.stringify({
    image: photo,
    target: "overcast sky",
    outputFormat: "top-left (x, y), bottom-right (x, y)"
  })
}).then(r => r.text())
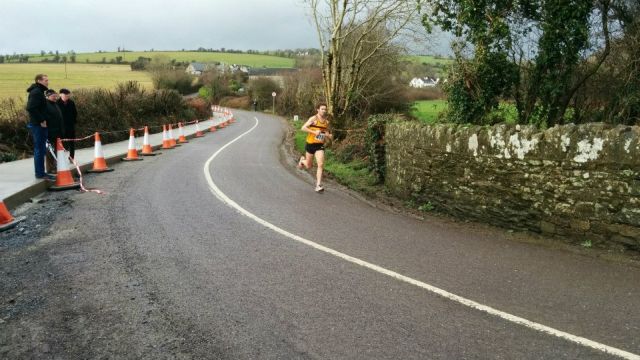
top-left (0, 0), bottom-right (448, 55)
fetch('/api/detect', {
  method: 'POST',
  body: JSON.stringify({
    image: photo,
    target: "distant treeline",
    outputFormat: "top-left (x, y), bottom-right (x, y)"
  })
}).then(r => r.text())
top-left (0, 48), bottom-right (322, 64)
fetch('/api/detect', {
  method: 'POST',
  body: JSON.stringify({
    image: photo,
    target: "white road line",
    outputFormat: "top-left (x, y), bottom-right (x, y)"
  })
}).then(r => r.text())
top-left (203, 116), bottom-right (640, 360)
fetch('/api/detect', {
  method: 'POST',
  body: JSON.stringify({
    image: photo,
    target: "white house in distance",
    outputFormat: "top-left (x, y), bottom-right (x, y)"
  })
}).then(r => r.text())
top-left (410, 76), bottom-right (440, 88)
top-left (186, 62), bottom-right (251, 75)
top-left (185, 62), bottom-right (210, 75)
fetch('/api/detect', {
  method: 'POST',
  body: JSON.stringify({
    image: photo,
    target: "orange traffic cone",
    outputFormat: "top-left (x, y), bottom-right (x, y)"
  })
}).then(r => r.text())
top-left (86, 132), bottom-right (114, 173)
top-left (161, 125), bottom-right (174, 149)
top-left (49, 138), bottom-right (80, 191)
top-left (168, 124), bottom-right (179, 147)
top-left (178, 122), bottom-right (189, 143)
top-left (209, 121), bottom-right (217, 132)
top-left (195, 120), bottom-right (204, 137)
top-left (122, 128), bottom-right (143, 161)
top-left (0, 200), bottom-right (24, 232)
top-left (141, 126), bottom-right (157, 156)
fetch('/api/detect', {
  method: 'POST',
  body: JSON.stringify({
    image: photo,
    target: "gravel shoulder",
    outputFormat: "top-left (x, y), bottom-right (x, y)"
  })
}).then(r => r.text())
top-left (1, 175), bottom-right (197, 359)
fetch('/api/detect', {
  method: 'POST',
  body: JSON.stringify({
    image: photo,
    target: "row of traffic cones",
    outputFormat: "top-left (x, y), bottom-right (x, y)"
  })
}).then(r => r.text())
top-left (87, 119), bottom-right (232, 174)
top-left (1, 117), bottom-right (233, 232)
top-left (91, 119), bottom-right (228, 169)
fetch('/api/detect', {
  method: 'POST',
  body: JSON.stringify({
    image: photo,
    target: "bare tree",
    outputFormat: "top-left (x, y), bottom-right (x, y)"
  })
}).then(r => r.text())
top-left (308, 0), bottom-right (421, 121)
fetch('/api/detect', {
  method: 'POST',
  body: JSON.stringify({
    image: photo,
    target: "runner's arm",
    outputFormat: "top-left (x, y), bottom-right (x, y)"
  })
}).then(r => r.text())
top-left (301, 118), bottom-right (320, 136)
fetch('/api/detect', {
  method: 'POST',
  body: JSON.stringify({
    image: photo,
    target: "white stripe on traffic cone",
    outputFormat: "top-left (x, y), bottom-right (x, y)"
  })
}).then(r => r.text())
top-left (162, 124), bottom-right (173, 149)
top-left (49, 138), bottom-right (80, 191)
top-left (195, 120), bottom-right (205, 137)
top-left (87, 132), bottom-right (114, 173)
top-left (122, 128), bottom-right (143, 161)
top-left (141, 126), bottom-right (157, 156)
top-left (178, 122), bottom-right (188, 143)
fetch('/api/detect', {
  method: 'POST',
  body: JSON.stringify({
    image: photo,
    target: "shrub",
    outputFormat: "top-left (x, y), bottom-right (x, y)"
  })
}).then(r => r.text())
top-left (0, 98), bottom-right (30, 163)
top-left (73, 82), bottom-right (191, 144)
top-left (404, 87), bottom-right (445, 102)
top-left (276, 68), bottom-right (324, 117)
top-left (186, 97), bottom-right (210, 119)
top-left (0, 81), bottom-right (196, 162)
top-left (331, 128), bottom-right (367, 163)
top-left (151, 69), bottom-right (197, 95)
top-left (220, 96), bottom-right (250, 110)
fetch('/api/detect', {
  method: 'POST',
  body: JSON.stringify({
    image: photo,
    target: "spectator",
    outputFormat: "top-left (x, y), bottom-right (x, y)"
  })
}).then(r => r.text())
top-left (57, 88), bottom-right (78, 158)
top-left (44, 89), bottom-right (64, 174)
top-left (25, 74), bottom-right (53, 180)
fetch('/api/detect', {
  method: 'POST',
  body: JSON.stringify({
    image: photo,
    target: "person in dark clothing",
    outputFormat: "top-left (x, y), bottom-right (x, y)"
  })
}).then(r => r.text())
top-left (57, 88), bottom-right (78, 158)
top-left (44, 89), bottom-right (65, 174)
top-left (25, 74), bottom-right (53, 180)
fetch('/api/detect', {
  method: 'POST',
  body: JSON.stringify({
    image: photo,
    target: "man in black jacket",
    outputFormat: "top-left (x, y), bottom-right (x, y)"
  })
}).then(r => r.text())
top-left (57, 88), bottom-right (78, 158)
top-left (44, 89), bottom-right (64, 174)
top-left (25, 74), bottom-right (53, 180)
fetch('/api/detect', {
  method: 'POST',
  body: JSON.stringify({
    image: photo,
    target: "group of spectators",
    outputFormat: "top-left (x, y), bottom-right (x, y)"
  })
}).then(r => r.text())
top-left (25, 74), bottom-right (77, 180)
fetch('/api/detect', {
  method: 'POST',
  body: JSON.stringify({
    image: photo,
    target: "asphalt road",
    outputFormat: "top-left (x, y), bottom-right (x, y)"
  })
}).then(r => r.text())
top-left (2, 110), bottom-right (639, 359)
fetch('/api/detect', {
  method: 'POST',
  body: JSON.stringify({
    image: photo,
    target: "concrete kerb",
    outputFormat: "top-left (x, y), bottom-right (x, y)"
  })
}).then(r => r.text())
top-left (3, 181), bottom-right (50, 211)
top-left (2, 117), bottom-right (225, 210)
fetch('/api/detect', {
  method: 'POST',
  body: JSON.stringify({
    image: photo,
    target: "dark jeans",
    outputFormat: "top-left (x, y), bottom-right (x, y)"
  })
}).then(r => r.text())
top-left (27, 123), bottom-right (48, 178)
top-left (64, 130), bottom-right (75, 158)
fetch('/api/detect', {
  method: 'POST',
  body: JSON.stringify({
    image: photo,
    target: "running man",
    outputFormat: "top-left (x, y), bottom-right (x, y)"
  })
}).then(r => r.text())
top-left (298, 103), bottom-right (332, 192)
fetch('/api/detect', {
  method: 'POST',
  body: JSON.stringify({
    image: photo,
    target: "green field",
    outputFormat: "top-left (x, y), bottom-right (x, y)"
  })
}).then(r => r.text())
top-left (412, 100), bottom-right (522, 124)
top-left (407, 55), bottom-right (453, 66)
top-left (410, 100), bottom-right (448, 123)
top-left (24, 51), bottom-right (296, 68)
top-left (0, 63), bottom-right (153, 100)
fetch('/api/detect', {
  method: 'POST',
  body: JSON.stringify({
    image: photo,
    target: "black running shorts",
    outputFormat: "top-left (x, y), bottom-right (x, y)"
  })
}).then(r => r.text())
top-left (305, 143), bottom-right (325, 154)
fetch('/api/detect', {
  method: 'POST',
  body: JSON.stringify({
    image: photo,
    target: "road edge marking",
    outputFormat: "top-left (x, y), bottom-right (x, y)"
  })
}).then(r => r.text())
top-left (203, 116), bottom-right (639, 360)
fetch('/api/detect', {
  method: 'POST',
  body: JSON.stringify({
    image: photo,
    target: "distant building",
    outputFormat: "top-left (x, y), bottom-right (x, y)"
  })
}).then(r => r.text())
top-left (230, 64), bottom-right (251, 74)
top-left (187, 62), bottom-right (252, 75)
top-left (410, 77), bottom-right (440, 88)
top-left (185, 62), bottom-right (210, 75)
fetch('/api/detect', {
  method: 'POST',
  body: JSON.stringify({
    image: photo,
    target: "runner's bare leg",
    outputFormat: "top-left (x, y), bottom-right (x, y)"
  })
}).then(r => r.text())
top-left (315, 150), bottom-right (325, 187)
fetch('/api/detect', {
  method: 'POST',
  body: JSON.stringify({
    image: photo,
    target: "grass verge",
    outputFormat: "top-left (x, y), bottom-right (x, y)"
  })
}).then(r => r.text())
top-left (410, 100), bottom-right (448, 124)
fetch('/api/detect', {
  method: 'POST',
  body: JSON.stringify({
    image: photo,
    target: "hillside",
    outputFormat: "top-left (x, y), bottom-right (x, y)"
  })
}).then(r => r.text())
top-left (24, 51), bottom-right (296, 68)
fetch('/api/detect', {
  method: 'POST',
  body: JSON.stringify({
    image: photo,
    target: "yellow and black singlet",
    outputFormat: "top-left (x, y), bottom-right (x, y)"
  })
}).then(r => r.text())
top-left (305, 116), bottom-right (329, 144)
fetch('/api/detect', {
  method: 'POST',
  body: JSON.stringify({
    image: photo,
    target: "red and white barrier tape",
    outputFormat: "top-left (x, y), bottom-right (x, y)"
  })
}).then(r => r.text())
top-left (60, 117), bottom-right (219, 142)
top-left (60, 134), bottom-right (95, 143)
top-left (69, 156), bottom-right (105, 194)
top-left (46, 140), bottom-right (105, 195)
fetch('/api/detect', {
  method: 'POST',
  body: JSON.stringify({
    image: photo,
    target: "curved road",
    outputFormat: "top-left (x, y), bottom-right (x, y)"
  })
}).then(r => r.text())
top-left (4, 110), bottom-right (639, 359)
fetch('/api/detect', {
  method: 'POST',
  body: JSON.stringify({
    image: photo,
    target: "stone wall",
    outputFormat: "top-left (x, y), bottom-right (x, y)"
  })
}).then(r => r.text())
top-left (385, 122), bottom-right (640, 249)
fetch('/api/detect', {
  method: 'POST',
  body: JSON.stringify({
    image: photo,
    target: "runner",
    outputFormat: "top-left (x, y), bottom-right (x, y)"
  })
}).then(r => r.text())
top-left (298, 103), bottom-right (332, 192)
